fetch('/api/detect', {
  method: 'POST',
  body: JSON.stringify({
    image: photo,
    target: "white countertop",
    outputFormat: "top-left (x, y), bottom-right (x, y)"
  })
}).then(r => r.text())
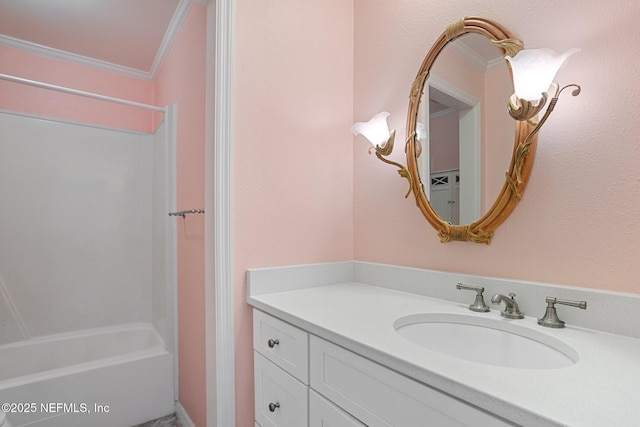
top-left (248, 282), bottom-right (640, 427)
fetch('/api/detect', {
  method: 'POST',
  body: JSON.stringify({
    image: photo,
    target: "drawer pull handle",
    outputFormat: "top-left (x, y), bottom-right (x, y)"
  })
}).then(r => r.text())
top-left (268, 402), bottom-right (280, 412)
top-left (267, 338), bottom-right (280, 348)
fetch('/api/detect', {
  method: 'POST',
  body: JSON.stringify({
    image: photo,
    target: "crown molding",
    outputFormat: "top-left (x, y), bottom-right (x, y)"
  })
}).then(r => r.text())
top-left (0, 0), bottom-right (192, 81)
top-left (429, 106), bottom-right (457, 119)
top-left (149, 0), bottom-right (192, 79)
top-left (449, 40), bottom-right (489, 71)
top-left (486, 57), bottom-right (507, 70)
top-left (0, 34), bottom-right (153, 80)
top-left (448, 40), bottom-right (508, 72)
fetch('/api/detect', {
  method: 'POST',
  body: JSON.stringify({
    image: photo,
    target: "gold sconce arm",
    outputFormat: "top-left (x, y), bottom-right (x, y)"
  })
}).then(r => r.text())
top-left (509, 83), bottom-right (581, 191)
top-left (367, 130), bottom-right (413, 198)
top-left (508, 92), bottom-right (549, 122)
top-left (508, 83), bottom-right (581, 124)
top-left (504, 46), bottom-right (581, 199)
top-left (353, 112), bottom-right (413, 198)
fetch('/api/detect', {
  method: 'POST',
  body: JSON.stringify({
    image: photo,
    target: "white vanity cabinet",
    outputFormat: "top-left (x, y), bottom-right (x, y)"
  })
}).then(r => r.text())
top-left (254, 352), bottom-right (308, 427)
top-left (310, 335), bottom-right (514, 427)
top-left (248, 262), bottom-right (640, 426)
top-left (253, 309), bottom-right (514, 427)
top-left (253, 310), bottom-right (309, 427)
top-left (309, 389), bottom-right (365, 427)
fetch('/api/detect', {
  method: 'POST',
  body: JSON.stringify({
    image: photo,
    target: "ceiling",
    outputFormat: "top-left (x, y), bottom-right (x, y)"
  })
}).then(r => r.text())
top-left (0, 0), bottom-right (194, 80)
top-left (0, 2), bottom-right (499, 82)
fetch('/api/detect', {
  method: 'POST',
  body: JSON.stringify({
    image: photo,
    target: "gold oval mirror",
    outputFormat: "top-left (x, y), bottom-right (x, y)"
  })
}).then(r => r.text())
top-left (405, 17), bottom-right (537, 244)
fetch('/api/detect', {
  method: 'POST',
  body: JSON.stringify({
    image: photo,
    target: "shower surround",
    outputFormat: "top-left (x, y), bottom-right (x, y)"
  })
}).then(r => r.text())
top-left (0, 109), bottom-right (176, 426)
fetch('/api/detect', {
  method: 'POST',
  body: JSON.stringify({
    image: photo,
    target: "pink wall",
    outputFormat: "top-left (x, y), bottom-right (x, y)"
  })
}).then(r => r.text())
top-left (431, 47), bottom-right (484, 98)
top-left (429, 112), bottom-right (459, 172)
top-left (154, 4), bottom-right (207, 427)
top-left (233, 0), bottom-right (354, 424)
top-left (0, 45), bottom-right (154, 132)
top-left (483, 64), bottom-right (515, 210)
top-left (353, 0), bottom-right (640, 293)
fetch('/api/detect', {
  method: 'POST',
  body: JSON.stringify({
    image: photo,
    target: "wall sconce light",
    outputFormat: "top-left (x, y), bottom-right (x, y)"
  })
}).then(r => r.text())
top-left (505, 47), bottom-right (581, 187)
top-left (506, 48), bottom-right (581, 122)
top-left (351, 111), bottom-right (412, 197)
top-left (352, 48), bottom-right (581, 205)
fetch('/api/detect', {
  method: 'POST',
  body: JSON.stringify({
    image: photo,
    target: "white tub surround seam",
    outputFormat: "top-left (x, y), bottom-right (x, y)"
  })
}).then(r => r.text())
top-left (0, 272), bottom-right (30, 340)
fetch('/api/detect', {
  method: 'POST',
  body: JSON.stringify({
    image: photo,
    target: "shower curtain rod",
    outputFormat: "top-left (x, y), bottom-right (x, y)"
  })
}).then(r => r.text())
top-left (0, 73), bottom-right (166, 113)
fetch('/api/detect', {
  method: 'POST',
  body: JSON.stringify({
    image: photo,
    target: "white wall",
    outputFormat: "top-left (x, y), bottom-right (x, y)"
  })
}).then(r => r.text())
top-left (151, 109), bottom-right (176, 350)
top-left (152, 116), bottom-right (168, 342)
top-left (0, 111), bottom-right (157, 345)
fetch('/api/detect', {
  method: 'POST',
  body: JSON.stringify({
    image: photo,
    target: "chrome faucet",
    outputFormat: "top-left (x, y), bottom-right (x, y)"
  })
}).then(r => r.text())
top-left (491, 293), bottom-right (524, 319)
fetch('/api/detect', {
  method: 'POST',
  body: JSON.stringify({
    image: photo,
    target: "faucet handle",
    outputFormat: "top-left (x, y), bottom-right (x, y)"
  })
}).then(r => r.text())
top-left (456, 283), bottom-right (490, 312)
top-left (538, 297), bottom-right (587, 328)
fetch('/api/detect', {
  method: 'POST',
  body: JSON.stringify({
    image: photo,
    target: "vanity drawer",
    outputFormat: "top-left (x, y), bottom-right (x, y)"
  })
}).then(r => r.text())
top-left (254, 309), bottom-right (309, 383)
top-left (310, 336), bottom-right (514, 427)
top-left (254, 351), bottom-right (308, 427)
top-left (310, 389), bottom-right (365, 427)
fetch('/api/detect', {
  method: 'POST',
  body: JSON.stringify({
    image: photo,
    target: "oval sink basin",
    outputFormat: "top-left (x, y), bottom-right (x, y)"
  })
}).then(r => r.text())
top-left (394, 313), bottom-right (577, 369)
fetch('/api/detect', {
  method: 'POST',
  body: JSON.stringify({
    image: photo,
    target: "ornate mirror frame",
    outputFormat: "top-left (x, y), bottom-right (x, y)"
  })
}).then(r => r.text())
top-left (405, 17), bottom-right (536, 244)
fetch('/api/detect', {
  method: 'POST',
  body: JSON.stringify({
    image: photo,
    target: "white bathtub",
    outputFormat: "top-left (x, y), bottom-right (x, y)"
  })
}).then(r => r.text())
top-left (0, 324), bottom-right (174, 427)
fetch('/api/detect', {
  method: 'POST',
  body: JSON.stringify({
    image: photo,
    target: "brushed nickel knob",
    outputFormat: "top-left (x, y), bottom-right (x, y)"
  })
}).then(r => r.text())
top-left (267, 338), bottom-right (279, 348)
top-left (268, 402), bottom-right (280, 412)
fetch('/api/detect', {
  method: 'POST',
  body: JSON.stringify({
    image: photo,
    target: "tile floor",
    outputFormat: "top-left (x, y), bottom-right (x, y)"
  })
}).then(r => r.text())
top-left (133, 413), bottom-right (184, 427)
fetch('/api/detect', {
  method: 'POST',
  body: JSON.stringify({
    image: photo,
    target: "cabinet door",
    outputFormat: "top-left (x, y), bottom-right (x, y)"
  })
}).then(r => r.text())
top-left (310, 336), bottom-right (514, 427)
top-left (430, 170), bottom-right (460, 223)
top-left (310, 389), bottom-right (365, 427)
top-left (255, 352), bottom-right (308, 427)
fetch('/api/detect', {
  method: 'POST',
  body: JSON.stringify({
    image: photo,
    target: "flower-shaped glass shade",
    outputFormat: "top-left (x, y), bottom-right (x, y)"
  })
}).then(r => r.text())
top-left (506, 48), bottom-right (580, 101)
top-left (351, 111), bottom-right (392, 147)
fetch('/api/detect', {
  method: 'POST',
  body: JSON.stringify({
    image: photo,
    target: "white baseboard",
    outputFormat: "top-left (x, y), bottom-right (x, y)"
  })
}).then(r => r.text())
top-left (175, 402), bottom-right (196, 427)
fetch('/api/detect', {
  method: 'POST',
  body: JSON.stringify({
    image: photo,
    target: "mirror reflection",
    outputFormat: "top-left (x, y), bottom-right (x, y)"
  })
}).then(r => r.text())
top-left (414, 33), bottom-right (514, 225)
